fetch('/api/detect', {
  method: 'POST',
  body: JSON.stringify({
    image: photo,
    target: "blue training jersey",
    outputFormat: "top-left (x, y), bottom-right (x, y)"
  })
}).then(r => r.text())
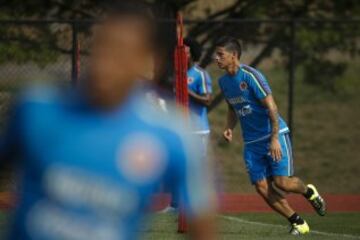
top-left (1, 85), bottom-right (213, 240)
top-left (218, 64), bottom-right (289, 143)
top-left (187, 65), bottom-right (212, 134)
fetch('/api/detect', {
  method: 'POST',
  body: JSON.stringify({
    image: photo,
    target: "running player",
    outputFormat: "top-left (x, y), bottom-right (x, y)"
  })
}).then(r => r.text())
top-left (0, 2), bottom-right (215, 240)
top-left (214, 36), bottom-right (326, 235)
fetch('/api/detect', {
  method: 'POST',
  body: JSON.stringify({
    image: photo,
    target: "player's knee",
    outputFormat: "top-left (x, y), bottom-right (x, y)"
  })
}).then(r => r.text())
top-left (274, 177), bottom-right (289, 191)
top-left (254, 180), bottom-right (269, 198)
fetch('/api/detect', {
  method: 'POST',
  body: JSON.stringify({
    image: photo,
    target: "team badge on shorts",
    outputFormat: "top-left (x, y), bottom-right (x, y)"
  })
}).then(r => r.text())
top-left (240, 81), bottom-right (248, 91)
top-left (117, 133), bottom-right (167, 184)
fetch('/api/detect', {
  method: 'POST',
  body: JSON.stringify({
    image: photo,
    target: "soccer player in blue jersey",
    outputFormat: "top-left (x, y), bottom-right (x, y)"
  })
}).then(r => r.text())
top-left (161, 38), bottom-right (213, 213)
top-left (214, 36), bottom-right (326, 235)
top-left (185, 37), bottom-right (213, 137)
top-left (0, 2), bottom-right (216, 240)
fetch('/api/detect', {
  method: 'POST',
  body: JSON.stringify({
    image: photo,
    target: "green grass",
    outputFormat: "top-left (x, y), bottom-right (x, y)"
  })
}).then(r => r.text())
top-left (0, 211), bottom-right (359, 239)
top-left (142, 213), bottom-right (360, 239)
top-left (0, 212), bottom-right (9, 238)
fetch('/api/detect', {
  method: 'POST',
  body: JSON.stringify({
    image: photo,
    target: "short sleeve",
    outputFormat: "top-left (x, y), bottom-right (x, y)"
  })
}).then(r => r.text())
top-left (195, 68), bottom-right (211, 95)
top-left (242, 66), bottom-right (272, 100)
top-left (204, 71), bottom-right (212, 94)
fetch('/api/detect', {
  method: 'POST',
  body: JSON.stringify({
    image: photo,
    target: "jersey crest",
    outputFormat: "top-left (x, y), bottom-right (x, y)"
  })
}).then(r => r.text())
top-left (117, 133), bottom-right (167, 184)
top-left (240, 81), bottom-right (248, 91)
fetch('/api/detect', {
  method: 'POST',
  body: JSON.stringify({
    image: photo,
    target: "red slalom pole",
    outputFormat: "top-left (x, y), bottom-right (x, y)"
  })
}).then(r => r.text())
top-left (174, 12), bottom-right (189, 234)
top-left (174, 13), bottom-right (189, 112)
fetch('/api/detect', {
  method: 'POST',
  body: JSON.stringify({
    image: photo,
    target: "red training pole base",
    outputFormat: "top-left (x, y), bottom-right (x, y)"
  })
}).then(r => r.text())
top-left (177, 211), bottom-right (188, 233)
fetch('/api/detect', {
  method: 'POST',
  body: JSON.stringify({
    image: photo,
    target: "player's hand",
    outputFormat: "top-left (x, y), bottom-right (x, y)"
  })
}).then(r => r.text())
top-left (270, 137), bottom-right (282, 162)
top-left (223, 128), bottom-right (233, 142)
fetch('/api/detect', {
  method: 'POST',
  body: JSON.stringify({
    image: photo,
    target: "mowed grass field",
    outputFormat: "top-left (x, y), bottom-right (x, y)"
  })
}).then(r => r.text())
top-left (0, 211), bottom-right (358, 239)
top-left (140, 213), bottom-right (360, 240)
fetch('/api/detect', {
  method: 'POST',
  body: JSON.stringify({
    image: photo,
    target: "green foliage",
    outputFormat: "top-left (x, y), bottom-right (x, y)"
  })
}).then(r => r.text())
top-left (0, 41), bottom-right (58, 67)
top-left (295, 22), bottom-right (360, 91)
top-left (302, 60), bottom-right (347, 92)
top-left (184, 0), bottom-right (360, 92)
top-left (0, 0), bottom-right (359, 91)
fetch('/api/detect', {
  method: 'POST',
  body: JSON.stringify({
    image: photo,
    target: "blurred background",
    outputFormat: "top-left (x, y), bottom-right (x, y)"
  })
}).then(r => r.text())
top-left (0, 0), bottom-right (359, 195)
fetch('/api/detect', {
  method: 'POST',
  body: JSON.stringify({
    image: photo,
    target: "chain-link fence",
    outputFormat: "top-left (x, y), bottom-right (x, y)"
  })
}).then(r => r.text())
top-left (0, 19), bottom-right (359, 193)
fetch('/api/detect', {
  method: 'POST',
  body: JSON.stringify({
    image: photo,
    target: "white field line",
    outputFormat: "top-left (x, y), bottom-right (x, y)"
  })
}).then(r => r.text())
top-left (220, 215), bottom-right (360, 239)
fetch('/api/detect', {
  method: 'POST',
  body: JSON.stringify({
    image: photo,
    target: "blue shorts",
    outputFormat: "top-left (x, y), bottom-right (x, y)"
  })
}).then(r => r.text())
top-left (243, 133), bottom-right (294, 184)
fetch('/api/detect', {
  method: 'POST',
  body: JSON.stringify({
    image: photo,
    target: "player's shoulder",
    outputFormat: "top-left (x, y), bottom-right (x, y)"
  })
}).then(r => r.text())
top-left (131, 89), bottom-right (187, 133)
top-left (188, 65), bottom-right (202, 79)
top-left (135, 100), bottom-right (186, 133)
top-left (196, 65), bottom-right (212, 82)
top-left (240, 64), bottom-right (266, 79)
top-left (118, 85), bottom-right (197, 151)
top-left (191, 65), bottom-right (211, 80)
top-left (193, 65), bottom-right (209, 75)
top-left (134, 99), bottom-right (197, 161)
top-left (15, 84), bottom-right (69, 111)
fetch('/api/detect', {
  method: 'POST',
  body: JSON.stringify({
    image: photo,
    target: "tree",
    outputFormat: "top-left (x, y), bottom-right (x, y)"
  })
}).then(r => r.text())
top-left (0, 0), bottom-right (359, 93)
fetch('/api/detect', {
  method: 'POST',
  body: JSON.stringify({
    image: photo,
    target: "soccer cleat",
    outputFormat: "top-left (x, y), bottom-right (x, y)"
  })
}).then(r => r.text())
top-left (289, 221), bottom-right (310, 235)
top-left (307, 184), bottom-right (326, 216)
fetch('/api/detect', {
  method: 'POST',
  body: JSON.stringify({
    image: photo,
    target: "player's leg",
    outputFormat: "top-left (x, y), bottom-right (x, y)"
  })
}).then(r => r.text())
top-left (253, 178), bottom-right (310, 235)
top-left (271, 133), bottom-right (326, 216)
top-left (254, 178), bottom-right (294, 217)
top-left (244, 146), bottom-right (309, 234)
top-left (273, 176), bottom-right (326, 217)
top-left (158, 183), bottom-right (178, 213)
top-left (273, 175), bottom-right (306, 194)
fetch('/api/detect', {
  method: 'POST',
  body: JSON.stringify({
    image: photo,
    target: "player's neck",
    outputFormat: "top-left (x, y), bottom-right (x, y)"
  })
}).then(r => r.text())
top-left (227, 60), bottom-right (240, 75)
top-left (188, 62), bottom-right (194, 70)
top-left (188, 61), bottom-right (198, 69)
top-left (89, 93), bottom-right (129, 112)
top-left (85, 82), bottom-right (135, 112)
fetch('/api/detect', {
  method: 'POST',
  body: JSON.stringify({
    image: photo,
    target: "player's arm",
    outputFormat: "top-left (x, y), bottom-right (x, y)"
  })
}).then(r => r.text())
top-left (189, 70), bottom-right (213, 106)
top-left (223, 102), bottom-right (237, 142)
top-left (244, 67), bottom-right (282, 161)
top-left (260, 95), bottom-right (282, 161)
top-left (188, 90), bottom-right (212, 106)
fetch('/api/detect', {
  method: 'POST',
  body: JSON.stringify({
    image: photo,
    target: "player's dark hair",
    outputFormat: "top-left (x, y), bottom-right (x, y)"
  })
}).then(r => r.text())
top-left (103, 0), bottom-right (154, 18)
top-left (216, 36), bottom-right (242, 59)
top-left (184, 37), bottom-right (203, 62)
top-left (102, 0), bottom-right (157, 47)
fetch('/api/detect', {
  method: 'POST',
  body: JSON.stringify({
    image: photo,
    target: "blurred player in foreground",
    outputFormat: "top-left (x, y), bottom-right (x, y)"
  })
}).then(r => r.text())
top-left (161, 38), bottom-right (213, 213)
top-left (0, 2), bottom-right (216, 239)
top-left (214, 36), bottom-right (326, 235)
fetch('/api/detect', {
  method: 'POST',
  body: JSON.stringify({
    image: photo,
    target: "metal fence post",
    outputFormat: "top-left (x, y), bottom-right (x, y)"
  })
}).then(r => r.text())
top-left (71, 22), bottom-right (79, 85)
top-left (288, 20), bottom-right (296, 138)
